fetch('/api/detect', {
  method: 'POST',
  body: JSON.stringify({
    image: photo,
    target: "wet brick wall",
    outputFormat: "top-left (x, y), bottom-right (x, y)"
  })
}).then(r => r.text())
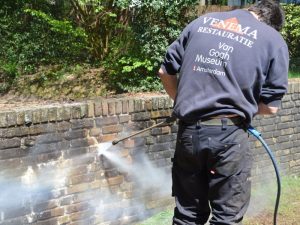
top-left (0, 81), bottom-right (300, 224)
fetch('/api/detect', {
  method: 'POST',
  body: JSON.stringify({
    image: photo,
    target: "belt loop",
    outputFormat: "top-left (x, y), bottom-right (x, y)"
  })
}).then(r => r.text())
top-left (196, 120), bottom-right (201, 129)
top-left (221, 118), bottom-right (227, 130)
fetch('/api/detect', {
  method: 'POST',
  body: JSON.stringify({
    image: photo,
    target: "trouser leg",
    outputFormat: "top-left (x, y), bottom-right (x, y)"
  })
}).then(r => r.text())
top-left (172, 123), bottom-right (252, 225)
top-left (207, 126), bottom-right (252, 225)
top-left (172, 124), bottom-right (211, 225)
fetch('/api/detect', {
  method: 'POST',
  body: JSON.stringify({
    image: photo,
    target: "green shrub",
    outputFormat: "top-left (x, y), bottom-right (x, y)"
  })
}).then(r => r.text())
top-left (282, 4), bottom-right (300, 59)
top-left (105, 0), bottom-right (199, 93)
top-left (105, 56), bottom-right (163, 93)
top-left (0, 1), bottom-right (89, 72)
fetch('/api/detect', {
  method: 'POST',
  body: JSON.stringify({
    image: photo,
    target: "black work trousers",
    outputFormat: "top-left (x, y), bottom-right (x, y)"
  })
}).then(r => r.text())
top-left (172, 120), bottom-right (252, 225)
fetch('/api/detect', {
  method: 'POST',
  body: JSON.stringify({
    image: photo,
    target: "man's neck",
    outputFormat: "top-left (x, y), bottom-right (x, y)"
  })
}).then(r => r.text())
top-left (248, 10), bottom-right (260, 21)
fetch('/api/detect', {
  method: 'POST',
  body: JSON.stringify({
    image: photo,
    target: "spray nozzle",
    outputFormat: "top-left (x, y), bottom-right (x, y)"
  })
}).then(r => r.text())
top-left (112, 140), bottom-right (119, 145)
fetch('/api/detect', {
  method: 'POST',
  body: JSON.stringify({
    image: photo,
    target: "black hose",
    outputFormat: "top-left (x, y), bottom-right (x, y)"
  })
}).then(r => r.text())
top-left (247, 125), bottom-right (281, 225)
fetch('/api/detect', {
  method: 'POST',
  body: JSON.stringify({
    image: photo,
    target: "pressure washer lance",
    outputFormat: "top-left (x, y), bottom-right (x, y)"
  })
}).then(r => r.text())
top-left (111, 115), bottom-right (177, 145)
top-left (247, 125), bottom-right (281, 225)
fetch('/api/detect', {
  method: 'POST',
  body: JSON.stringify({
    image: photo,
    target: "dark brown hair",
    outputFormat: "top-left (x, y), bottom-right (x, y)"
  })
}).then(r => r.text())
top-left (248, 0), bottom-right (285, 31)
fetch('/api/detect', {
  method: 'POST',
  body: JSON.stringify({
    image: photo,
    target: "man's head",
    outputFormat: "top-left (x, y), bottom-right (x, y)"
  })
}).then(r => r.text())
top-left (248, 0), bottom-right (285, 31)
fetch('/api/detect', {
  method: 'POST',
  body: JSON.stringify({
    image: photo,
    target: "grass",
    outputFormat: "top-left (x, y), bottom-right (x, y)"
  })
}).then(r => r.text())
top-left (289, 71), bottom-right (300, 78)
top-left (138, 176), bottom-right (300, 225)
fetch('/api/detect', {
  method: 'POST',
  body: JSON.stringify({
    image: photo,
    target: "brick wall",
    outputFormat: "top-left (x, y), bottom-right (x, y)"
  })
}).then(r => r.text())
top-left (0, 81), bottom-right (300, 224)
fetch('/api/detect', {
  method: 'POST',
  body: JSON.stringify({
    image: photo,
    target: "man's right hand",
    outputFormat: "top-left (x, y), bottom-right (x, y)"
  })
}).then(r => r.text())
top-left (257, 102), bottom-right (279, 115)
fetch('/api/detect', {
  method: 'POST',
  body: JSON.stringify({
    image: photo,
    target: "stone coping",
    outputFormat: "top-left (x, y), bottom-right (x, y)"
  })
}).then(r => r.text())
top-left (0, 95), bottom-right (174, 128)
top-left (1, 80), bottom-right (299, 113)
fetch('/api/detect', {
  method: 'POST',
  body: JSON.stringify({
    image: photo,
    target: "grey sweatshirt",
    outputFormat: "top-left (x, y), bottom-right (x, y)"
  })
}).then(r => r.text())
top-left (161, 9), bottom-right (289, 123)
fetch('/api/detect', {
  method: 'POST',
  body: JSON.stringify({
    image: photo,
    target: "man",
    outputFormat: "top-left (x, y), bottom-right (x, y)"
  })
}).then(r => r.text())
top-left (158, 0), bottom-right (289, 224)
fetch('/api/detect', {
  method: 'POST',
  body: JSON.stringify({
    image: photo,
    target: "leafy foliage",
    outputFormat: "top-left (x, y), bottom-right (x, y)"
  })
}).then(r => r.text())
top-left (0, 1), bottom-right (88, 71)
top-left (105, 0), bottom-right (199, 92)
top-left (130, 0), bottom-right (199, 65)
top-left (69, 0), bottom-right (131, 60)
top-left (282, 5), bottom-right (300, 59)
top-left (1, 1), bottom-right (300, 95)
top-left (106, 56), bottom-right (163, 92)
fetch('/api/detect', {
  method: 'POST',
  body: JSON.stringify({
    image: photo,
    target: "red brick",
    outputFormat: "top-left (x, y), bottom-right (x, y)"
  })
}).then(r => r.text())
top-left (69, 165), bottom-right (88, 176)
top-left (158, 97), bottom-right (166, 109)
top-left (108, 101), bottom-right (115, 116)
top-left (124, 139), bottom-right (135, 148)
top-left (68, 174), bottom-right (94, 185)
top-left (145, 100), bottom-right (152, 110)
top-left (33, 200), bottom-right (59, 212)
top-left (1, 126), bottom-right (30, 138)
top-left (102, 124), bottom-right (123, 134)
top-left (87, 102), bottom-right (94, 118)
top-left (35, 141), bottom-right (69, 154)
top-left (29, 124), bottom-right (56, 135)
top-left (67, 183), bottom-right (89, 194)
top-left (64, 129), bottom-right (88, 140)
top-left (87, 137), bottom-right (98, 146)
top-left (89, 128), bottom-right (101, 136)
top-left (48, 107), bottom-right (57, 122)
top-left (99, 179), bottom-right (109, 187)
top-left (104, 168), bottom-right (119, 177)
top-left (34, 152), bottom-right (62, 164)
top-left (115, 101), bottom-right (122, 115)
top-left (128, 99), bottom-right (134, 113)
top-left (0, 148), bottom-right (23, 160)
top-left (0, 138), bottom-right (21, 149)
top-left (96, 116), bottom-right (118, 126)
top-left (57, 216), bottom-right (70, 224)
top-left (6, 112), bottom-right (17, 127)
top-left (36, 133), bottom-right (62, 144)
top-left (102, 101), bottom-right (108, 116)
top-left (122, 100), bottom-right (128, 114)
top-left (32, 109), bottom-right (42, 123)
top-left (94, 102), bottom-right (102, 116)
top-left (0, 112), bottom-right (7, 128)
top-left (118, 149), bottom-right (130, 158)
top-left (16, 111), bottom-right (25, 126)
top-left (35, 218), bottom-right (58, 225)
top-left (126, 155), bottom-right (133, 165)
top-left (24, 110), bottom-right (33, 126)
top-left (71, 119), bottom-right (94, 130)
top-left (71, 105), bottom-right (82, 119)
top-left (150, 109), bottom-right (172, 119)
top-left (72, 192), bottom-right (95, 203)
top-left (65, 202), bottom-right (90, 214)
top-left (57, 106), bottom-right (71, 121)
top-left (64, 147), bottom-right (88, 158)
top-left (108, 175), bottom-right (124, 185)
top-left (89, 180), bottom-right (101, 189)
top-left (161, 126), bottom-right (171, 134)
top-left (37, 207), bottom-right (64, 220)
top-left (98, 134), bottom-right (117, 142)
top-left (56, 121), bottom-right (71, 131)
top-left (0, 158), bottom-right (21, 170)
top-left (40, 108), bottom-right (49, 123)
top-left (123, 191), bottom-right (133, 199)
top-left (134, 99), bottom-right (143, 112)
top-left (70, 139), bottom-right (89, 148)
top-left (69, 209), bottom-right (93, 221)
top-left (69, 155), bottom-right (94, 166)
top-left (119, 115), bottom-right (131, 123)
